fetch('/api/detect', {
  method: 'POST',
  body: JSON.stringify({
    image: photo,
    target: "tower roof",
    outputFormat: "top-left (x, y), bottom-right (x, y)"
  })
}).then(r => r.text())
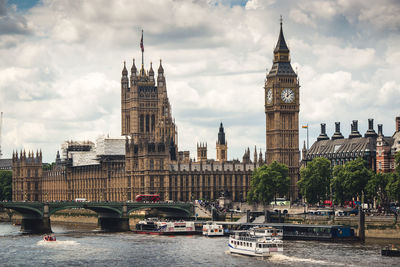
top-left (122, 61), bottom-right (128, 76)
top-left (274, 18), bottom-right (289, 53)
top-left (218, 122), bottom-right (225, 145)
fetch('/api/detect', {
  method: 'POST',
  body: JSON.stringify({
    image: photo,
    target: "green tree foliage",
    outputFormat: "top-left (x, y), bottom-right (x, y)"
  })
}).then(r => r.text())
top-left (298, 157), bottom-right (332, 204)
top-left (331, 157), bottom-right (372, 204)
top-left (387, 172), bottom-right (400, 203)
top-left (366, 172), bottom-right (391, 207)
top-left (395, 151), bottom-right (400, 175)
top-left (247, 161), bottom-right (290, 204)
top-left (0, 170), bottom-right (12, 201)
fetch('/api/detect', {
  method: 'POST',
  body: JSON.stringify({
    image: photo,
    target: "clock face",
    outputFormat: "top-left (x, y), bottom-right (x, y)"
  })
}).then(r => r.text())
top-left (281, 88), bottom-right (295, 103)
top-left (266, 89), bottom-right (272, 104)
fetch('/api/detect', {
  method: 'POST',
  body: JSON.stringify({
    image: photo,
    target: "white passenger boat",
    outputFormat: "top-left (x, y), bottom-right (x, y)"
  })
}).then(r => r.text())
top-left (134, 219), bottom-right (197, 235)
top-left (202, 222), bottom-right (224, 237)
top-left (228, 230), bottom-right (283, 257)
top-left (251, 226), bottom-right (283, 239)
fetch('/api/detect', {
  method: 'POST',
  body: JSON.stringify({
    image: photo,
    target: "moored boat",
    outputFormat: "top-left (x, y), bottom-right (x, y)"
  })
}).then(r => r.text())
top-left (251, 226), bottom-right (283, 239)
top-left (228, 230), bottom-right (283, 257)
top-left (381, 245), bottom-right (400, 257)
top-left (134, 219), bottom-right (198, 235)
top-left (202, 222), bottom-right (224, 237)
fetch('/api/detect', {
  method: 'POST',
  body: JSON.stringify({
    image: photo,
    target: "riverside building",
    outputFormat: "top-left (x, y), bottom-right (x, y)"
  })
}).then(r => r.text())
top-left (12, 22), bottom-right (300, 202)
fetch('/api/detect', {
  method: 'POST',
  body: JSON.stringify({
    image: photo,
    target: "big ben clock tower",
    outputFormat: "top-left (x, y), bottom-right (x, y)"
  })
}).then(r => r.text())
top-left (265, 18), bottom-right (300, 200)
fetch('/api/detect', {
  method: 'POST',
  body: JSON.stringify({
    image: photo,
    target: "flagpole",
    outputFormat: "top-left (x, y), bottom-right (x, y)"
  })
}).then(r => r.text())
top-left (307, 123), bottom-right (309, 150)
top-left (141, 29), bottom-right (144, 66)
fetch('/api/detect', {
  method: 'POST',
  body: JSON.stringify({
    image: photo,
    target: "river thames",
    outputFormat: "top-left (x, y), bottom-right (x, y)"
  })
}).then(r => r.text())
top-left (0, 222), bottom-right (398, 266)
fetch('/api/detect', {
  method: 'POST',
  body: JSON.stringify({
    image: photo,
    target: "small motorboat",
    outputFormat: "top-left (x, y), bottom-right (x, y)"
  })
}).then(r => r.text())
top-left (43, 235), bottom-right (56, 242)
top-left (381, 245), bottom-right (400, 257)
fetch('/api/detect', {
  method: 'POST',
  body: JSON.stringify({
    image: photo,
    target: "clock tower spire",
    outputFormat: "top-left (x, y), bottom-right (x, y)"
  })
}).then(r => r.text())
top-left (265, 18), bottom-right (300, 200)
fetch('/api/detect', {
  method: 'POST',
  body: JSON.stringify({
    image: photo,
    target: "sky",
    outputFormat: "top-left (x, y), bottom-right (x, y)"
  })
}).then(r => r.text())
top-left (0, 0), bottom-right (399, 163)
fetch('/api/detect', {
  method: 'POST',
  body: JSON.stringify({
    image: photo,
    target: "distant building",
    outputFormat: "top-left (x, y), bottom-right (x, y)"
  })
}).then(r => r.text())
top-left (0, 159), bottom-right (12, 170)
top-left (12, 21), bottom-right (300, 203)
top-left (302, 119), bottom-right (378, 170)
top-left (376, 117), bottom-right (400, 173)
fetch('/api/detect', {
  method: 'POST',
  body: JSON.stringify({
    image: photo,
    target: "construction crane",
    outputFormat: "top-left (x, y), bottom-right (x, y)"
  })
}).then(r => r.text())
top-left (0, 112), bottom-right (2, 159)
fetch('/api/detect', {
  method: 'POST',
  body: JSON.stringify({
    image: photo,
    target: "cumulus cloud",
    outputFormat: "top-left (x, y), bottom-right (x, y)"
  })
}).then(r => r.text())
top-left (0, 0), bottom-right (399, 162)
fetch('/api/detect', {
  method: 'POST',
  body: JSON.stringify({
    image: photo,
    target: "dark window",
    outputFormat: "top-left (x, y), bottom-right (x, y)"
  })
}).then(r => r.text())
top-left (140, 115), bottom-right (144, 132)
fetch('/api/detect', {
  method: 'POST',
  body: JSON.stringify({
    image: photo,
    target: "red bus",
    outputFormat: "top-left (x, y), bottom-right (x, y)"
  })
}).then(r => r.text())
top-left (323, 200), bottom-right (333, 207)
top-left (135, 194), bottom-right (160, 202)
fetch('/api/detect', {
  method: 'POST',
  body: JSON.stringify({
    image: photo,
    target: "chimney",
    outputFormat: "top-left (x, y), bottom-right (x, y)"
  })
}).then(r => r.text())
top-left (332, 122), bottom-right (344, 140)
top-left (378, 124), bottom-right (383, 136)
top-left (349, 120), bottom-right (362, 139)
top-left (396, 116), bottom-right (400, 132)
top-left (364, 118), bottom-right (377, 138)
top-left (317, 123), bottom-right (329, 141)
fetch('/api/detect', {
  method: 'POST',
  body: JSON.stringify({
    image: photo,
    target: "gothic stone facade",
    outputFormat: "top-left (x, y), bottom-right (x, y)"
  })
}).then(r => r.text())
top-left (12, 23), bottom-right (296, 203)
top-left (265, 21), bottom-right (300, 200)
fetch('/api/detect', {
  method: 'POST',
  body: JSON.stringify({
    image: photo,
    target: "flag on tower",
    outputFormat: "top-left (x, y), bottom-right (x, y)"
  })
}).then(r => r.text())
top-left (302, 125), bottom-right (308, 128)
top-left (140, 30), bottom-right (144, 52)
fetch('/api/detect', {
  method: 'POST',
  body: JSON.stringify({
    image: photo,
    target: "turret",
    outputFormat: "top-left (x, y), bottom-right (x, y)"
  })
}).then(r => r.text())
top-left (121, 61), bottom-right (129, 89)
top-left (216, 122), bottom-right (227, 162)
top-left (130, 58), bottom-right (137, 87)
top-left (157, 59), bottom-right (165, 87)
top-left (254, 146), bottom-right (258, 163)
top-left (258, 149), bottom-right (263, 165)
top-left (302, 140), bottom-right (307, 160)
top-left (149, 62), bottom-right (154, 82)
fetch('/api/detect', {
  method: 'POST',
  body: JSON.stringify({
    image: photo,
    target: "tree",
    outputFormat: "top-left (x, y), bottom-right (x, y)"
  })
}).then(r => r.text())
top-left (387, 172), bottom-right (400, 204)
top-left (331, 157), bottom-right (372, 204)
top-left (365, 172), bottom-right (390, 207)
top-left (0, 170), bottom-right (12, 201)
top-left (298, 157), bottom-right (332, 205)
top-left (247, 161), bottom-right (290, 205)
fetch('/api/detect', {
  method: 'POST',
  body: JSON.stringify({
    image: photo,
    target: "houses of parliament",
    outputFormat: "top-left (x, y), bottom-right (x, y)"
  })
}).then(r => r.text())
top-left (11, 21), bottom-right (300, 203)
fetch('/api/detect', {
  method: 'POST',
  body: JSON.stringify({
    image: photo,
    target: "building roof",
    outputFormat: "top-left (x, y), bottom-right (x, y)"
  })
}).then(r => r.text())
top-left (268, 62), bottom-right (296, 77)
top-left (274, 22), bottom-right (289, 53)
top-left (305, 136), bottom-right (376, 160)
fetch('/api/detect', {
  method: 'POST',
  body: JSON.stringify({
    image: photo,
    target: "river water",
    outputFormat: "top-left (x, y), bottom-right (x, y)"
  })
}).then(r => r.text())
top-left (0, 222), bottom-right (398, 266)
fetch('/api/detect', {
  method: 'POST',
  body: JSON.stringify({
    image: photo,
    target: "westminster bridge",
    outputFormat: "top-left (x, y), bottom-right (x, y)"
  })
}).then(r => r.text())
top-left (0, 201), bottom-right (194, 234)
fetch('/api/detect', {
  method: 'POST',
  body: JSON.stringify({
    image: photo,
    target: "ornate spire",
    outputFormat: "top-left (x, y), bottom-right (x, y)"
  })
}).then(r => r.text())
top-left (149, 62), bottom-right (154, 76)
top-left (122, 61), bottom-right (128, 76)
top-left (274, 16), bottom-right (289, 53)
top-left (131, 58), bottom-right (137, 74)
top-left (217, 122), bottom-right (225, 145)
top-left (158, 59), bottom-right (164, 74)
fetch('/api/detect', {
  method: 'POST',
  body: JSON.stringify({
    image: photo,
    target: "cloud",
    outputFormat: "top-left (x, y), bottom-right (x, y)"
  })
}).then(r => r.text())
top-left (0, 0), bottom-right (31, 36)
top-left (0, 0), bottom-right (399, 163)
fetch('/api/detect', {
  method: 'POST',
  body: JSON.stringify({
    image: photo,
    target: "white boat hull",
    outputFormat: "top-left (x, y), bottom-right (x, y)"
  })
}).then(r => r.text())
top-left (228, 243), bottom-right (283, 257)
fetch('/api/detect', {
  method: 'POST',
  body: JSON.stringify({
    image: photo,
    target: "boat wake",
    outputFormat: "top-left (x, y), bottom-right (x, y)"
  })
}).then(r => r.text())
top-left (269, 253), bottom-right (357, 266)
top-left (37, 240), bottom-right (80, 246)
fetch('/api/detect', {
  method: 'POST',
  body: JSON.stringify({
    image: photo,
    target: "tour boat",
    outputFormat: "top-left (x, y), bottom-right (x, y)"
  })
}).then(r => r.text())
top-left (228, 230), bottom-right (283, 257)
top-left (134, 219), bottom-right (198, 235)
top-left (202, 222), bottom-right (224, 237)
top-left (43, 235), bottom-right (56, 241)
top-left (251, 226), bottom-right (283, 239)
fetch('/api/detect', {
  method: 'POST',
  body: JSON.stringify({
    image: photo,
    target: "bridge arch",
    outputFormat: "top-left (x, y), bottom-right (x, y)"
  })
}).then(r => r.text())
top-left (48, 205), bottom-right (122, 217)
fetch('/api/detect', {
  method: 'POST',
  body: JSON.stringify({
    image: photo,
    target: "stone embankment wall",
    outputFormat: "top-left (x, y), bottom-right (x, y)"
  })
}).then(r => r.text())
top-left (0, 209), bottom-right (144, 228)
